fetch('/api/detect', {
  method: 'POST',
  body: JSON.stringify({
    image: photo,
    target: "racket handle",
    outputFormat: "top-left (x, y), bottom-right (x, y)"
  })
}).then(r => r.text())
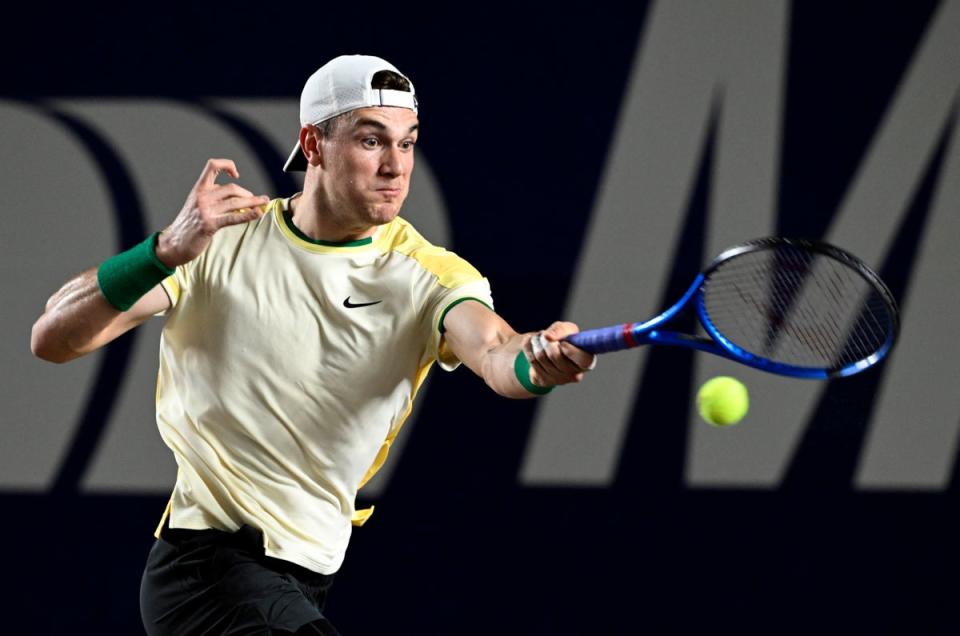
top-left (566, 324), bottom-right (636, 354)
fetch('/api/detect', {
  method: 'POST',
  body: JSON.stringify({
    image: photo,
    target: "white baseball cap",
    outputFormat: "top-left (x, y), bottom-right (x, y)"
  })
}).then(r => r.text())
top-left (283, 54), bottom-right (418, 172)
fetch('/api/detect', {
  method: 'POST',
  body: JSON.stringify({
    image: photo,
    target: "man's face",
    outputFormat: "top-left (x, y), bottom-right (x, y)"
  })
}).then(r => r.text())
top-left (317, 106), bottom-right (419, 231)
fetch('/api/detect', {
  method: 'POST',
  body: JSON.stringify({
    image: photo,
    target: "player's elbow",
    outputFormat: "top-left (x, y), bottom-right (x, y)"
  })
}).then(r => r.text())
top-left (30, 320), bottom-right (76, 364)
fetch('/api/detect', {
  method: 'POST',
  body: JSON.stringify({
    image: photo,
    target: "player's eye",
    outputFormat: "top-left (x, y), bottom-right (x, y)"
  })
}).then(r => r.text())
top-left (400, 140), bottom-right (416, 151)
top-left (361, 137), bottom-right (380, 148)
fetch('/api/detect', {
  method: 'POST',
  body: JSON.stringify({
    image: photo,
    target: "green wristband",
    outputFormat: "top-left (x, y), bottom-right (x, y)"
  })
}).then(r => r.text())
top-left (514, 350), bottom-right (554, 395)
top-left (97, 232), bottom-right (175, 311)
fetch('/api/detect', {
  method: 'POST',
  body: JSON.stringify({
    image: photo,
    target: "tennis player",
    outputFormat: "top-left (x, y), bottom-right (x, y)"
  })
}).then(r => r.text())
top-left (30, 54), bottom-right (596, 635)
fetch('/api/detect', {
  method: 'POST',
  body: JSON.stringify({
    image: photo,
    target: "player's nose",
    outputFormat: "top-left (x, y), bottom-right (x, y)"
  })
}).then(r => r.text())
top-left (379, 146), bottom-right (404, 176)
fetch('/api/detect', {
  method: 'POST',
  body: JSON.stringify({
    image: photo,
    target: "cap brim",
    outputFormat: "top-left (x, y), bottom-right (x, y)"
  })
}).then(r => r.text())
top-left (283, 141), bottom-right (307, 172)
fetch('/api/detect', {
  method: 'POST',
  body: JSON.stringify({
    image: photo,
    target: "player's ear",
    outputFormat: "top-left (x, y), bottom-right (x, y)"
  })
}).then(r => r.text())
top-left (299, 125), bottom-right (324, 169)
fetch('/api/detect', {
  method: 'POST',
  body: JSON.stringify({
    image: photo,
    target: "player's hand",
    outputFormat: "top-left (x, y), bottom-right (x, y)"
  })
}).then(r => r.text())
top-left (155, 159), bottom-right (269, 268)
top-left (524, 321), bottom-right (597, 387)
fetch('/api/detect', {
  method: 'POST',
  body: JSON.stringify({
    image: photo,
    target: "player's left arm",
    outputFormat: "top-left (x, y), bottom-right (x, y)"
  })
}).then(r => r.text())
top-left (441, 300), bottom-right (596, 399)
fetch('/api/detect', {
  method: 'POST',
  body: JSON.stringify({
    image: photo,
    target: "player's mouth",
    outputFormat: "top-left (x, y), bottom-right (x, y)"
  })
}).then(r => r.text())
top-left (376, 187), bottom-right (402, 198)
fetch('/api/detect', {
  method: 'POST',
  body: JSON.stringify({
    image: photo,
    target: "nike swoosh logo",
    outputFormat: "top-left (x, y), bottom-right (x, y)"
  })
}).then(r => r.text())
top-left (343, 296), bottom-right (383, 309)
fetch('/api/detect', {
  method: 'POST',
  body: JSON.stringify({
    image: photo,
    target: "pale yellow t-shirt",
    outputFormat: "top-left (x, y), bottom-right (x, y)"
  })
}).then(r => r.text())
top-left (154, 197), bottom-right (493, 574)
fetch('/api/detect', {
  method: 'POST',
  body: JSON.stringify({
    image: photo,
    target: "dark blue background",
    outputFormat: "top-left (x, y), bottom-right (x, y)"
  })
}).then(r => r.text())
top-left (4, 1), bottom-right (956, 633)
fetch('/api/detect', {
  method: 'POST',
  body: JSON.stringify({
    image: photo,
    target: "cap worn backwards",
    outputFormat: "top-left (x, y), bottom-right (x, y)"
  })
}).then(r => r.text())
top-left (283, 55), bottom-right (418, 173)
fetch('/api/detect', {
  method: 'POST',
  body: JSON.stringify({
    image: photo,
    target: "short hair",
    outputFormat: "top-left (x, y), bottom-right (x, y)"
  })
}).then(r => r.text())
top-left (316, 70), bottom-right (413, 138)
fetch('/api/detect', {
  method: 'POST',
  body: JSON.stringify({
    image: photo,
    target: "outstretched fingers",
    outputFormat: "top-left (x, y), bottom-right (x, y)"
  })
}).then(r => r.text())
top-left (193, 165), bottom-right (270, 226)
top-left (158, 159), bottom-right (271, 267)
top-left (196, 158), bottom-right (239, 190)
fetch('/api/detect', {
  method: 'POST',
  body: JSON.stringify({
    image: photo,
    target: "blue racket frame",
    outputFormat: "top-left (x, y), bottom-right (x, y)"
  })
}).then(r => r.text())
top-left (565, 239), bottom-right (899, 380)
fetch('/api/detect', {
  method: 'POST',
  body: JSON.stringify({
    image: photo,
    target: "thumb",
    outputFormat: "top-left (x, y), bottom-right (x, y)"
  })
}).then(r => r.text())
top-left (543, 321), bottom-right (580, 341)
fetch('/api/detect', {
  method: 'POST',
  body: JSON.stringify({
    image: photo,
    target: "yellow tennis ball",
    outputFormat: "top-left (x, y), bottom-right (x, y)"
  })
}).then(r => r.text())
top-left (697, 376), bottom-right (749, 426)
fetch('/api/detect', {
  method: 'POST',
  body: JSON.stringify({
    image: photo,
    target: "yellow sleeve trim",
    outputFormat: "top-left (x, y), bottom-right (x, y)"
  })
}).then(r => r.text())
top-left (160, 274), bottom-right (180, 306)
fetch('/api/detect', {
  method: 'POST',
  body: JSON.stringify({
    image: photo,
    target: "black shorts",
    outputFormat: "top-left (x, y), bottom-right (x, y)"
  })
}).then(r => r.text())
top-left (140, 522), bottom-right (341, 635)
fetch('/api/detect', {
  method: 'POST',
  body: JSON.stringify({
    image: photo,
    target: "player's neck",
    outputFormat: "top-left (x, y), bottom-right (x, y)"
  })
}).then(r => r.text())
top-left (288, 192), bottom-right (377, 243)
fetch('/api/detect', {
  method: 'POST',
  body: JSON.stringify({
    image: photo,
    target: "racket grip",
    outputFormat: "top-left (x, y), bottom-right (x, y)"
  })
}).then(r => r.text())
top-left (566, 325), bottom-right (633, 354)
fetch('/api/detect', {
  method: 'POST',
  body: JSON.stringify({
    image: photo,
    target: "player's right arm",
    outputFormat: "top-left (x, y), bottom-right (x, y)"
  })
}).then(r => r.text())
top-left (30, 158), bottom-right (268, 364)
top-left (31, 272), bottom-right (170, 363)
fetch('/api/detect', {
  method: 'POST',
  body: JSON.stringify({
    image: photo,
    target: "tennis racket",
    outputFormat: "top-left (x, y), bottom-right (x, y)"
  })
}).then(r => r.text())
top-left (566, 238), bottom-right (899, 379)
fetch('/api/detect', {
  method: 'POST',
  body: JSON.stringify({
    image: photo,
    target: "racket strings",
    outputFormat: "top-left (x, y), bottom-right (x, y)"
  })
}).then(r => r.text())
top-left (718, 256), bottom-right (864, 367)
top-left (702, 246), bottom-right (894, 370)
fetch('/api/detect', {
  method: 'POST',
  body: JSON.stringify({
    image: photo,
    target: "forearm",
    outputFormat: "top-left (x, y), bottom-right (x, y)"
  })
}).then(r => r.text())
top-left (443, 302), bottom-right (595, 399)
top-left (31, 268), bottom-right (126, 363)
top-left (32, 253), bottom-right (170, 364)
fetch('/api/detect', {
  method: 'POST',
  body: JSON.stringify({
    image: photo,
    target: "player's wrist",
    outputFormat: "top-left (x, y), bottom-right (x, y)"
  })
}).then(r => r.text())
top-left (97, 232), bottom-right (175, 311)
top-left (153, 230), bottom-right (182, 269)
top-left (513, 350), bottom-right (554, 395)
